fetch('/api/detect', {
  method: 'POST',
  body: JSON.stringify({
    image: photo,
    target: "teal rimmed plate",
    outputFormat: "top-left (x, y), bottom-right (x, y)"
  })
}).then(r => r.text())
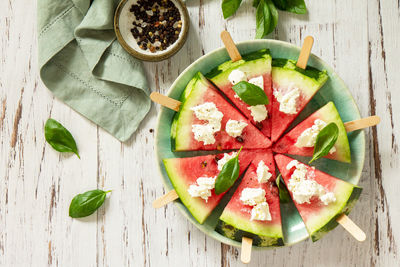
top-left (154, 39), bottom-right (365, 248)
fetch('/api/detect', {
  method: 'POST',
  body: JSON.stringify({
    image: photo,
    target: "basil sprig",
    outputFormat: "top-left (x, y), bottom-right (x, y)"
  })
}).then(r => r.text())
top-left (275, 174), bottom-right (291, 203)
top-left (232, 81), bottom-right (269, 106)
top-left (215, 147), bottom-right (243, 195)
top-left (69, 189), bottom-right (111, 218)
top-left (222, 0), bottom-right (307, 38)
top-left (309, 122), bottom-right (339, 164)
top-left (45, 118), bottom-right (80, 158)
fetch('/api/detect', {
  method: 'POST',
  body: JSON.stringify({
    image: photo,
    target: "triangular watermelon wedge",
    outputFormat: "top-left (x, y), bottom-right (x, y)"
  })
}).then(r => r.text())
top-left (207, 50), bottom-right (273, 137)
top-left (271, 59), bottom-right (329, 142)
top-left (274, 154), bottom-right (362, 241)
top-left (217, 149), bottom-right (284, 247)
top-left (171, 72), bottom-right (271, 151)
top-left (163, 150), bottom-right (257, 224)
top-left (273, 102), bottom-right (351, 163)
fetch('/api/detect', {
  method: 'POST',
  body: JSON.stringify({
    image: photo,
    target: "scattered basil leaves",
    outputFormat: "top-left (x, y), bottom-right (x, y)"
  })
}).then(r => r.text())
top-left (232, 81), bottom-right (269, 106)
top-left (69, 189), bottom-right (111, 218)
top-left (221, 0), bottom-right (242, 19)
top-left (309, 122), bottom-right (339, 164)
top-left (275, 174), bottom-right (291, 203)
top-left (215, 147), bottom-right (243, 195)
top-left (45, 118), bottom-right (80, 158)
top-left (223, 0), bottom-right (307, 38)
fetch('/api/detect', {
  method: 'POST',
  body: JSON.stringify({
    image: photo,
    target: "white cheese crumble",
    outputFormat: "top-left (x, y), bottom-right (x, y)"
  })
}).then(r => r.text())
top-left (256, 160), bottom-right (272, 183)
top-left (228, 69), bottom-right (247, 85)
top-left (286, 160), bottom-right (336, 205)
top-left (273, 86), bottom-right (300, 114)
top-left (248, 76), bottom-right (264, 89)
top-left (191, 102), bottom-right (223, 145)
top-left (251, 202), bottom-right (272, 221)
top-left (225, 119), bottom-right (248, 138)
top-left (187, 176), bottom-right (217, 202)
top-left (217, 152), bottom-right (238, 171)
top-left (247, 105), bottom-right (268, 122)
top-left (240, 188), bottom-right (266, 206)
top-left (295, 119), bottom-right (336, 154)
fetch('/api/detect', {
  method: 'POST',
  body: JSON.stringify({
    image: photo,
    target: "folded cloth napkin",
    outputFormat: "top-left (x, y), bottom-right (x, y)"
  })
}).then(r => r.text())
top-left (38, 0), bottom-right (151, 142)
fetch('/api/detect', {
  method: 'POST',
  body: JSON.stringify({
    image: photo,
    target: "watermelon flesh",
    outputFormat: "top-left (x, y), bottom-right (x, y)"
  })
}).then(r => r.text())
top-left (171, 72), bottom-right (271, 151)
top-left (273, 102), bottom-right (351, 163)
top-left (271, 59), bottom-right (329, 142)
top-left (274, 154), bottom-right (362, 241)
top-left (163, 150), bottom-right (257, 224)
top-left (218, 149), bottom-right (283, 246)
top-left (207, 50), bottom-right (273, 137)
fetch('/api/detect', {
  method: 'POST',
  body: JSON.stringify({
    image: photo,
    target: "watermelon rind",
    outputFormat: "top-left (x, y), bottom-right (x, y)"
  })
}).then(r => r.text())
top-left (309, 186), bottom-right (362, 242)
top-left (216, 221), bottom-right (284, 247)
top-left (206, 49), bottom-right (271, 80)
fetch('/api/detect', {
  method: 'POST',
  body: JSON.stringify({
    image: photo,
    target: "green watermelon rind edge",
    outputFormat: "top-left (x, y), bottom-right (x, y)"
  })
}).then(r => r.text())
top-left (272, 58), bottom-right (329, 83)
top-left (216, 220), bottom-right (284, 247)
top-left (163, 158), bottom-right (210, 224)
top-left (310, 186), bottom-right (363, 242)
top-left (205, 49), bottom-right (272, 80)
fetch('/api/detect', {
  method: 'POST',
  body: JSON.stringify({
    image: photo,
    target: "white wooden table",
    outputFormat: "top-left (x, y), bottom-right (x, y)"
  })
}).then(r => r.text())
top-left (1, 0), bottom-right (399, 266)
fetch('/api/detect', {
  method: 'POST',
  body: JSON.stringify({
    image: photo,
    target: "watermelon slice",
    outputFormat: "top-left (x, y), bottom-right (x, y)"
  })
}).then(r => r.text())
top-left (271, 59), bottom-right (329, 142)
top-left (207, 50), bottom-right (273, 137)
top-left (274, 154), bottom-right (362, 241)
top-left (171, 72), bottom-right (272, 151)
top-left (163, 150), bottom-right (256, 224)
top-left (217, 149), bottom-right (284, 247)
top-left (273, 102), bottom-right (351, 163)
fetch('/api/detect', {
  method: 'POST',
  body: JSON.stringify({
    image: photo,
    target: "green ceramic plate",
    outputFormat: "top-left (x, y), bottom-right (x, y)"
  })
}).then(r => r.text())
top-left (154, 39), bottom-right (365, 248)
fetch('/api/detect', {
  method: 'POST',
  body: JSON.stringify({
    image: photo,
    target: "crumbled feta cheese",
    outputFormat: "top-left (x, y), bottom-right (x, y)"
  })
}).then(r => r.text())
top-left (228, 69), bottom-right (247, 85)
top-left (319, 192), bottom-right (336, 205)
top-left (295, 119), bottom-right (336, 154)
top-left (286, 160), bottom-right (336, 205)
top-left (225, 119), bottom-right (247, 138)
top-left (191, 102), bottom-right (223, 128)
top-left (273, 86), bottom-right (300, 114)
top-left (256, 160), bottom-right (272, 183)
top-left (240, 188), bottom-right (266, 206)
top-left (190, 102), bottom-right (223, 145)
top-left (247, 105), bottom-right (268, 122)
top-left (251, 202), bottom-right (272, 221)
top-left (248, 76), bottom-right (264, 89)
top-left (191, 124), bottom-right (216, 145)
top-left (217, 152), bottom-right (238, 171)
top-left (187, 176), bottom-right (216, 202)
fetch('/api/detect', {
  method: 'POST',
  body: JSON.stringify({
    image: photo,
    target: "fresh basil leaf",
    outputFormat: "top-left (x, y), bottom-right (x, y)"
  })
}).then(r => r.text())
top-left (309, 122), bottom-right (339, 164)
top-left (255, 0), bottom-right (271, 39)
top-left (222, 0), bottom-right (243, 19)
top-left (45, 118), bottom-right (80, 158)
top-left (69, 189), bottom-right (111, 218)
top-left (232, 81), bottom-right (269, 105)
top-left (273, 0), bottom-right (307, 14)
top-left (215, 147), bottom-right (243, 194)
top-left (275, 174), bottom-right (291, 203)
top-left (266, 0), bottom-right (278, 34)
top-left (272, 0), bottom-right (287, 10)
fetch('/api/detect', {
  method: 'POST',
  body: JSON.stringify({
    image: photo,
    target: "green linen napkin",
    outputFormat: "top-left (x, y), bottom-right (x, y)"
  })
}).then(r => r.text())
top-left (38, 0), bottom-right (151, 142)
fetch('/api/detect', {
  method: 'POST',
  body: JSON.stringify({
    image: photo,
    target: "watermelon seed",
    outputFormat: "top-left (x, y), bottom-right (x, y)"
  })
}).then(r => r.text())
top-left (255, 122), bottom-right (263, 130)
top-left (235, 136), bottom-right (244, 143)
top-left (201, 161), bottom-right (207, 168)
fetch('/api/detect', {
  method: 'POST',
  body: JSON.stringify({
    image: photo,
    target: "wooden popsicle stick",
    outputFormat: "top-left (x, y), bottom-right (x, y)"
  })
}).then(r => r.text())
top-left (150, 92), bottom-right (181, 112)
top-left (152, 190), bottom-right (179, 208)
top-left (241, 237), bottom-right (253, 264)
top-left (296, 36), bottom-right (314, 69)
top-left (220, 31), bottom-right (242, 62)
top-left (344, 115), bottom-right (380, 132)
top-left (336, 214), bottom-right (366, 242)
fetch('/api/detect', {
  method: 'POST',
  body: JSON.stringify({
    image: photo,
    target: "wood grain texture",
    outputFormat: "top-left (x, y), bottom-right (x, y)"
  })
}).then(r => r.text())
top-left (0, 0), bottom-right (399, 266)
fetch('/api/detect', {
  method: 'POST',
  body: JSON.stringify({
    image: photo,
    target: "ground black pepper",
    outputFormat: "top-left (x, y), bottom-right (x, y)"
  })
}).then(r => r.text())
top-left (130, 0), bottom-right (182, 53)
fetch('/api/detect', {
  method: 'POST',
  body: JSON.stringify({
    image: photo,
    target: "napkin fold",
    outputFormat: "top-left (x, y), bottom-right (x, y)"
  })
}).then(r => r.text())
top-left (38, 0), bottom-right (151, 142)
